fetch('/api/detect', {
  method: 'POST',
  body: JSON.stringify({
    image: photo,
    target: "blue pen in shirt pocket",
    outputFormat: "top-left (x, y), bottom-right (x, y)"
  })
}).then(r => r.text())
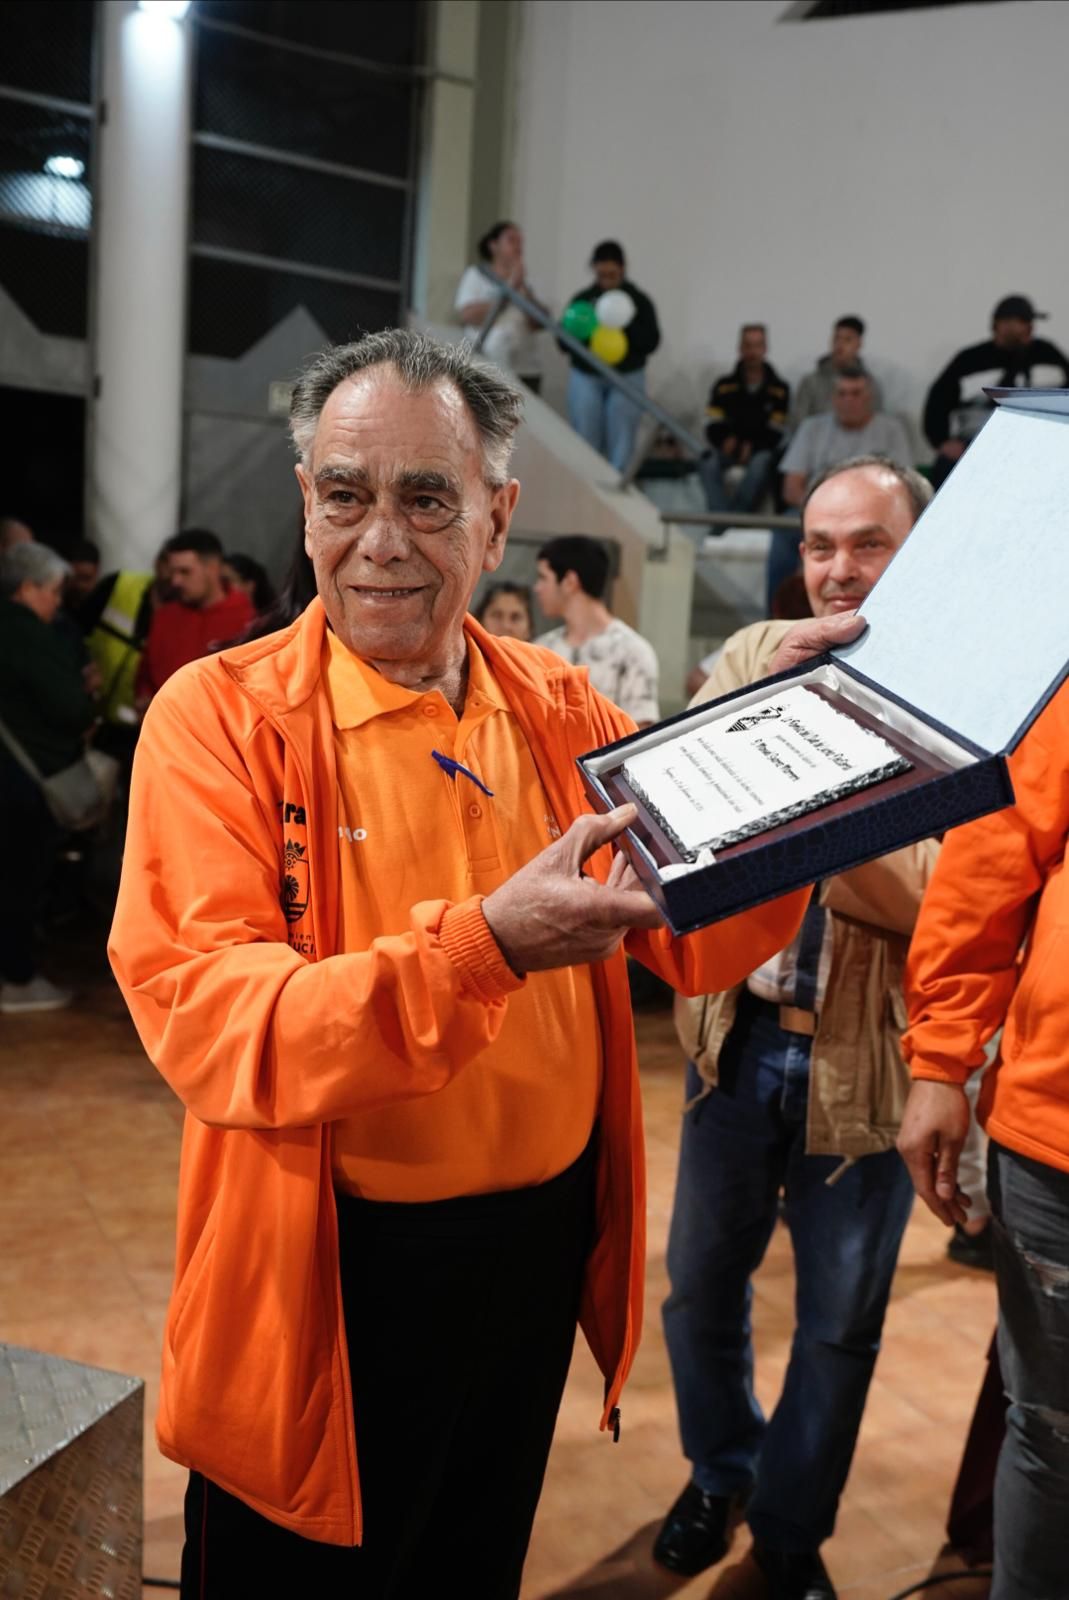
top-left (431, 749), bottom-right (494, 798)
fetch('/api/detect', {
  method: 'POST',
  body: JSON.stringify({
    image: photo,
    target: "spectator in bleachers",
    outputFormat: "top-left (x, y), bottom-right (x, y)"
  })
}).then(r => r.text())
top-left (781, 370), bottom-right (911, 509)
top-left (923, 294), bottom-right (1069, 488)
top-left (534, 534), bottom-right (659, 726)
top-left (223, 552), bottom-right (277, 618)
top-left (792, 316), bottom-right (883, 427)
top-left (564, 241), bottom-right (661, 473)
top-left (698, 325), bottom-right (790, 516)
top-left (475, 581), bottom-right (534, 642)
top-left (136, 529), bottom-right (252, 705)
top-left (455, 221), bottom-right (548, 392)
top-left (0, 542), bottom-right (97, 1014)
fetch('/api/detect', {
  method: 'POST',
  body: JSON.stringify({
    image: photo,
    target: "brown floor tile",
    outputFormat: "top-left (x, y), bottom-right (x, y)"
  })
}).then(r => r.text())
top-left (2, 947), bottom-right (997, 1598)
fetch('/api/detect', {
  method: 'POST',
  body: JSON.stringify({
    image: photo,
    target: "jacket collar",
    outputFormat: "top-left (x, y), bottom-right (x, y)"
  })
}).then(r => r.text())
top-left (218, 596), bottom-right (578, 728)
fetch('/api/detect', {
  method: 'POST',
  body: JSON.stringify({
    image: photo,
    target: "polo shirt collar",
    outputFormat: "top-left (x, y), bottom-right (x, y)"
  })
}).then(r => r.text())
top-left (323, 627), bottom-right (509, 731)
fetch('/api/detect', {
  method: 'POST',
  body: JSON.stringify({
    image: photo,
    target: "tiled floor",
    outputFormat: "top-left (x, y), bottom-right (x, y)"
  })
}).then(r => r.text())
top-left (0, 931), bottom-right (995, 1599)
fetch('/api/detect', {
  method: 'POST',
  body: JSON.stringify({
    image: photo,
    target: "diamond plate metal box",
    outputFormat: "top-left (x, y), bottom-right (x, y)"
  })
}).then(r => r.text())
top-left (0, 1343), bottom-right (143, 1598)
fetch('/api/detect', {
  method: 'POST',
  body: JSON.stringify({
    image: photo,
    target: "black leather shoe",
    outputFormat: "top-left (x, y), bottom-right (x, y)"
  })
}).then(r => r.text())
top-left (752, 1543), bottom-right (837, 1599)
top-left (947, 1221), bottom-right (995, 1271)
top-left (653, 1481), bottom-right (747, 1576)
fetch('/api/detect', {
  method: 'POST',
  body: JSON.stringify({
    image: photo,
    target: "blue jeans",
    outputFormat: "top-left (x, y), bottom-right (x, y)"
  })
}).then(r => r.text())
top-left (567, 366), bottom-right (647, 472)
top-left (988, 1141), bottom-right (1069, 1599)
top-left (698, 448), bottom-right (774, 515)
top-left (662, 1003), bottom-right (914, 1552)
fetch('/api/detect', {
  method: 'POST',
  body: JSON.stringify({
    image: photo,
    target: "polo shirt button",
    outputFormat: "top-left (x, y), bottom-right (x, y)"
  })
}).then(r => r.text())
top-left (468, 802), bottom-right (482, 819)
top-left (423, 702), bottom-right (437, 716)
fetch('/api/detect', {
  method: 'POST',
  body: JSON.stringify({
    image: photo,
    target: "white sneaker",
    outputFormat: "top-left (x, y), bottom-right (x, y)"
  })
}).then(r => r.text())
top-left (0, 976), bottom-right (74, 1014)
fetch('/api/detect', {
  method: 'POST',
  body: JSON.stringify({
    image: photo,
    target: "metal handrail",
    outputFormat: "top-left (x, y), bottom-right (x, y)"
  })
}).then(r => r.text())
top-left (470, 268), bottom-right (707, 472)
top-left (662, 509), bottom-right (801, 534)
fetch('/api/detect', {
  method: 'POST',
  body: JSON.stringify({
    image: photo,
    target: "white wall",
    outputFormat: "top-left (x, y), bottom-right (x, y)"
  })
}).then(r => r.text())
top-left (511, 0), bottom-right (1069, 442)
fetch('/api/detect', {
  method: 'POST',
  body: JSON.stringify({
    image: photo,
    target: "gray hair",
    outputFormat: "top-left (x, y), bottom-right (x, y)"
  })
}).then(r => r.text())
top-left (289, 328), bottom-right (525, 488)
top-left (0, 541), bottom-right (69, 598)
top-left (802, 454), bottom-right (933, 526)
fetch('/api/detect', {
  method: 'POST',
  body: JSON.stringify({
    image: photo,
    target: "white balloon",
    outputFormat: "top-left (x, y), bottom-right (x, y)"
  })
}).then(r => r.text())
top-left (594, 289), bottom-right (636, 330)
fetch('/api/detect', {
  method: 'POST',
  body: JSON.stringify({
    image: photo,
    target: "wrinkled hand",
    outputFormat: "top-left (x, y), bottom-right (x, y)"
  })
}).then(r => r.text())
top-left (769, 611), bottom-right (866, 674)
top-left (482, 804), bottom-right (663, 975)
top-left (896, 1079), bottom-right (972, 1226)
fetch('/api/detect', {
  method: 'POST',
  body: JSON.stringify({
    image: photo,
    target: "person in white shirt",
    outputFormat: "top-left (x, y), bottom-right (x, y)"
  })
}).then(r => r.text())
top-left (455, 221), bottom-right (547, 392)
top-left (533, 535), bottom-right (659, 727)
top-left (781, 370), bottom-right (911, 508)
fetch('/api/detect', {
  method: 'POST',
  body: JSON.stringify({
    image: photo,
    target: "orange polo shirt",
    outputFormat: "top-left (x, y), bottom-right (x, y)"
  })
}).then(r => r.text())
top-left (325, 628), bottom-right (602, 1201)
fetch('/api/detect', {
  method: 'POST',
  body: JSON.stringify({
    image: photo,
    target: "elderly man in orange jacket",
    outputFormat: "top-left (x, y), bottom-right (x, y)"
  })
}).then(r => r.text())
top-left (109, 329), bottom-right (858, 1599)
top-left (899, 683), bottom-right (1069, 1600)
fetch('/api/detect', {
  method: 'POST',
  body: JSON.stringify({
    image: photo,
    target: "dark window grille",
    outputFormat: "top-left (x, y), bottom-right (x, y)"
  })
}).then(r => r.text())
top-left (0, 43), bottom-right (93, 340)
top-left (0, 0), bottom-right (95, 105)
top-left (191, 144), bottom-right (405, 284)
top-left (195, 1), bottom-right (422, 66)
top-left (189, 2), bottom-right (420, 361)
top-left (188, 254), bottom-right (400, 359)
top-left (194, 24), bottom-right (416, 178)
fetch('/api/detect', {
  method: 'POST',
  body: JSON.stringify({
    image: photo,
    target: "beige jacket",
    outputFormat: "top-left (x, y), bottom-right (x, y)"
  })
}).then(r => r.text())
top-left (674, 621), bottom-right (939, 1162)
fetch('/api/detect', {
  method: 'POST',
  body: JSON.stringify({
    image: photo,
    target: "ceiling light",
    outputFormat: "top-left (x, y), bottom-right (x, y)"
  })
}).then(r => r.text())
top-left (44, 155), bottom-right (85, 180)
top-left (137, 0), bottom-right (193, 17)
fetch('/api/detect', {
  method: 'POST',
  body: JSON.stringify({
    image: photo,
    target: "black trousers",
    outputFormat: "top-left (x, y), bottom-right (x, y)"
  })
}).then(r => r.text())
top-left (180, 1134), bottom-right (596, 1599)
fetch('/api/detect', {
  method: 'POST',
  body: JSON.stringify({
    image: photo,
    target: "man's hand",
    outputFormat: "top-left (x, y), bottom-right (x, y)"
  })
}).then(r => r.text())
top-left (768, 611), bottom-right (866, 674)
top-left (482, 804), bottom-right (663, 974)
top-left (939, 439), bottom-right (966, 461)
top-left (897, 1079), bottom-right (972, 1226)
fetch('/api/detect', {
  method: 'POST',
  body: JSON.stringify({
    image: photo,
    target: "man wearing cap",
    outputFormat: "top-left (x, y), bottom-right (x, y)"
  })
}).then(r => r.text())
top-left (924, 295), bottom-right (1069, 487)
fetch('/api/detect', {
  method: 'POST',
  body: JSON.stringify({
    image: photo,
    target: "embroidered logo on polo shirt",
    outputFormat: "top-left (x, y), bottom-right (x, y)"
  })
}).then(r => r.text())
top-left (282, 838), bottom-right (309, 923)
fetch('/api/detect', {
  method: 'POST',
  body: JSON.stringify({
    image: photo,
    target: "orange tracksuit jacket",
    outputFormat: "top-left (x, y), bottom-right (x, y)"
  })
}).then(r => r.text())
top-left (904, 680), bottom-right (1069, 1175)
top-left (109, 599), bottom-right (806, 1545)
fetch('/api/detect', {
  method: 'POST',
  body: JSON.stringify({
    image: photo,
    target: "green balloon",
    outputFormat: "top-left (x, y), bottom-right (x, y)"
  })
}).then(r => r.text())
top-left (561, 299), bottom-right (598, 341)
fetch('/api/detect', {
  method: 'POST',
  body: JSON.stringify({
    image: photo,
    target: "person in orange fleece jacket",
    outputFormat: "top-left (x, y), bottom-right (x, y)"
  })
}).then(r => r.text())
top-left (109, 329), bottom-right (859, 1600)
top-left (900, 681), bottom-right (1069, 1600)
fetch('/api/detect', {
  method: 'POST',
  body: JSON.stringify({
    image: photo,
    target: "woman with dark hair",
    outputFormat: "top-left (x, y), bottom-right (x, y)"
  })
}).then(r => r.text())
top-left (223, 553), bottom-right (277, 616)
top-left (215, 527), bottom-right (317, 650)
top-left (236, 530), bottom-right (317, 644)
top-left (454, 220), bottom-right (547, 392)
top-left (474, 582), bottom-right (533, 643)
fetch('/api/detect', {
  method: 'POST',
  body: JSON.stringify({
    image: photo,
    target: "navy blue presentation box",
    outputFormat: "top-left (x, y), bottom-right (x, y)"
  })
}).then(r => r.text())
top-left (579, 388), bottom-right (1069, 935)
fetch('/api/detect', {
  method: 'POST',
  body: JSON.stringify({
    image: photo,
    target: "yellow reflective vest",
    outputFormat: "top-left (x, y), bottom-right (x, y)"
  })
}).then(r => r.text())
top-left (87, 571), bottom-right (153, 723)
